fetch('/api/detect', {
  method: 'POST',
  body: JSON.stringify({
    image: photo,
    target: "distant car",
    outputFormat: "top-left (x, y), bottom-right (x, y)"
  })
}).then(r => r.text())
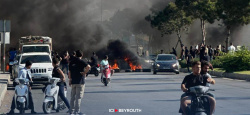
top-left (153, 54), bottom-right (180, 74)
top-left (144, 54), bottom-right (156, 65)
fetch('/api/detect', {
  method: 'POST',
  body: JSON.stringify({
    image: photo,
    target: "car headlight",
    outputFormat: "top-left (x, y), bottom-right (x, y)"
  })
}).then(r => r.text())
top-left (156, 64), bottom-right (160, 67)
top-left (172, 63), bottom-right (177, 67)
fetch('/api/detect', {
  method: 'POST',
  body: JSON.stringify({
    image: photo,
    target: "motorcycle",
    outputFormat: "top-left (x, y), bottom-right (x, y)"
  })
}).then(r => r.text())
top-left (43, 78), bottom-right (67, 114)
top-left (14, 78), bottom-right (31, 114)
top-left (101, 65), bottom-right (112, 86)
top-left (185, 86), bottom-right (214, 115)
top-left (87, 64), bottom-right (100, 77)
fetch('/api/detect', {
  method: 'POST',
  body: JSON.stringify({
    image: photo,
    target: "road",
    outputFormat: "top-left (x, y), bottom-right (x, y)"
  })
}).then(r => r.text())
top-left (2, 72), bottom-right (250, 115)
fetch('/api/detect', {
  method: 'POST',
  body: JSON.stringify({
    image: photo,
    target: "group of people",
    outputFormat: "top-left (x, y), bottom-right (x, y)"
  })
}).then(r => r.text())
top-left (179, 42), bottom-right (236, 63)
top-left (8, 50), bottom-right (91, 114)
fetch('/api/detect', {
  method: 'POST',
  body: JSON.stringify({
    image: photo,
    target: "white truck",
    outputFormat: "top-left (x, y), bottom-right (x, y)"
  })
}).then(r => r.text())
top-left (13, 53), bottom-right (53, 85)
top-left (19, 36), bottom-right (52, 54)
top-left (12, 36), bottom-right (54, 85)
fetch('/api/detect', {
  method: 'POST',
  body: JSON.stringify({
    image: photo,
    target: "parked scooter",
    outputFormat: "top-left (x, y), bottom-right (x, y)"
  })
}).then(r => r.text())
top-left (101, 65), bottom-right (112, 86)
top-left (43, 78), bottom-right (67, 114)
top-left (185, 86), bottom-right (214, 115)
top-left (14, 78), bottom-right (31, 114)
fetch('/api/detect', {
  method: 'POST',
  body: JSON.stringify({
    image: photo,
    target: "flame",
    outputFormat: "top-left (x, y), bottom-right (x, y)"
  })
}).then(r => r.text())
top-left (124, 57), bottom-right (142, 71)
top-left (111, 60), bottom-right (119, 69)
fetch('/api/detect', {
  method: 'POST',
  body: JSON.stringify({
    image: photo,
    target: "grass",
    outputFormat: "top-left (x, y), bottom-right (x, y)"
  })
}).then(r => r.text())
top-left (213, 68), bottom-right (250, 75)
top-left (213, 68), bottom-right (225, 72)
top-left (234, 71), bottom-right (250, 75)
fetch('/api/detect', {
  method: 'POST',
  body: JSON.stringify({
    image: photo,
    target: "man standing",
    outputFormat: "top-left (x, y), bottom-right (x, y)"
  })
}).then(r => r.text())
top-left (186, 51), bottom-right (193, 73)
top-left (228, 42), bottom-right (236, 54)
top-left (8, 61), bottom-right (36, 114)
top-left (68, 50), bottom-right (90, 114)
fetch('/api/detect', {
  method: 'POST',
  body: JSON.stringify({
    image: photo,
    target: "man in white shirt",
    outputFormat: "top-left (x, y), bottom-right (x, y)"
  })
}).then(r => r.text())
top-left (228, 42), bottom-right (236, 54)
top-left (8, 61), bottom-right (37, 114)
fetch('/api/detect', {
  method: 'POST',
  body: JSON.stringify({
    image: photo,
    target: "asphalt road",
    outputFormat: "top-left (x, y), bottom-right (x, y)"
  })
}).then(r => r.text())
top-left (3, 72), bottom-right (250, 115)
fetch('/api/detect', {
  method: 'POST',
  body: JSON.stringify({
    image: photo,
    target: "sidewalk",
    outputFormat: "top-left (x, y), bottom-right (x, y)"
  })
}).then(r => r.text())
top-left (0, 72), bottom-right (10, 107)
top-left (180, 68), bottom-right (250, 81)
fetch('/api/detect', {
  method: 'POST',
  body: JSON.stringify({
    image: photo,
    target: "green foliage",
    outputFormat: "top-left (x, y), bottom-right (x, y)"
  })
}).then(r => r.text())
top-left (211, 57), bottom-right (223, 68)
top-left (211, 48), bottom-right (250, 72)
top-left (216, 0), bottom-right (250, 26)
top-left (175, 0), bottom-right (218, 23)
top-left (179, 58), bottom-right (200, 68)
top-left (146, 2), bottom-right (193, 36)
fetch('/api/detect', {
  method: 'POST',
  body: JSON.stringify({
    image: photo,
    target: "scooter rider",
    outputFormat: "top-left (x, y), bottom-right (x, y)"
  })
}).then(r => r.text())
top-left (8, 60), bottom-right (37, 114)
top-left (100, 55), bottom-right (110, 83)
top-left (201, 61), bottom-right (216, 114)
top-left (180, 61), bottom-right (215, 115)
top-left (52, 58), bottom-right (71, 112)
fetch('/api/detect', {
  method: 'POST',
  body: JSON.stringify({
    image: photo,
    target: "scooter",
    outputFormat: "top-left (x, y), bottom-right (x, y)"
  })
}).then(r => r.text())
top-left (14, 78), bottom-right (31, 114)
top-left (186, 86), bottom-right (214, 115)
top-left (101, 65), bottom-right (112, 86)
top-left (43, 78), bottom-right (67, 114)
top-left (87, 64), bottom-right (100, 77)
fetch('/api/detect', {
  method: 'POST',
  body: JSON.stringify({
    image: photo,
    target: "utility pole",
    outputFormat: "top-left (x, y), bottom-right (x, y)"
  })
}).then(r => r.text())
top-left (3, 20), bottom-right (5, 73)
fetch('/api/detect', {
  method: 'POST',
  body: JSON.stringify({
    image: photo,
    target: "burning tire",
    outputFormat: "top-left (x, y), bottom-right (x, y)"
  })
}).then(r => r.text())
top-left (135, 69), bottom-right (142, 72)
top-left (125, 69), bottom-right (132, 72)
top-left (142, 69), bottom-right (151, 72)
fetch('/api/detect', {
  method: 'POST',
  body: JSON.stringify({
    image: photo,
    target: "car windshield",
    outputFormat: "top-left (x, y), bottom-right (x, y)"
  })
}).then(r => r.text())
top-left (23, 46), bottom-right (50, 53)
top-left (21, 55), bottom-right (51, 64)
top-left (157, 55), bottom-right (176, 61)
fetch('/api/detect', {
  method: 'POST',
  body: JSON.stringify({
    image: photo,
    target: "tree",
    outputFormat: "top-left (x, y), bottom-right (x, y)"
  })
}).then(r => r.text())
top-left (145, 2), bottom-right (193, 49)
top-left (175, 0), bottom-right (218, 44)
top-left (216, 0), bottom-right (250, 52)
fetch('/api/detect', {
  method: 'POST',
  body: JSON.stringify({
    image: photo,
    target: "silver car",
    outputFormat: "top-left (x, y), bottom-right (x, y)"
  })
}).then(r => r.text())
top-left (153, 54), bottom-right (180, 74)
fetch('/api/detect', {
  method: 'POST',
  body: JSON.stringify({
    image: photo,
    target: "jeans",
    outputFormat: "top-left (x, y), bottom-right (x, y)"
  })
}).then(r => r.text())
top-left (70, 84), bottom-right (85, 112)
top-left (11, 89), bottom-right (35, 111)
top-left (61, 64), bottom-right (69, 75)
top-left (58, 83), bottom-right (70, 109)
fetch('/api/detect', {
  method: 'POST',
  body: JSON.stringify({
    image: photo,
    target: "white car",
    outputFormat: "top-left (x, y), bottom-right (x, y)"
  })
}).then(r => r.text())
top-left (13, 53), bottom-right (53, 85)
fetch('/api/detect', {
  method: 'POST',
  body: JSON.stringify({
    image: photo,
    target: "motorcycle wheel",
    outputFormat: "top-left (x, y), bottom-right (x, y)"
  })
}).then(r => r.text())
top-left (43, 102), bottom-right (53, 114)
top-left (19, 103), bottom-right (25, 114)
top-left (95, 71), bottom-right (99, 77)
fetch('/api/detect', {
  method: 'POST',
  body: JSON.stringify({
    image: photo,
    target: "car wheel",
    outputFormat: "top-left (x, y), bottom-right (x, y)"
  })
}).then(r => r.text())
top-left (176, 72), bottom-right (179, 74)
top-left (153, 71), bottom-right (157, 74)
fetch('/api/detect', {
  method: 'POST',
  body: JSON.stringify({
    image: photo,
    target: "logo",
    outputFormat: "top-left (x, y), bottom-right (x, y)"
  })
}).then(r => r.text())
top-left (109, 109), bottom-right (142, 113)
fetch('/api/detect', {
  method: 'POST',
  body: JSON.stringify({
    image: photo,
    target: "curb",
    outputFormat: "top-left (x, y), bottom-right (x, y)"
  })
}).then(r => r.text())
top-left (0, 73), bottom-right (10, 107)
top-left (180, 68), bottom-right (250, 81)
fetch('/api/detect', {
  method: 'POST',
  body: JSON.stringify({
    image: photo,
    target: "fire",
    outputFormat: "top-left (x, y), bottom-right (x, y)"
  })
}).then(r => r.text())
top-left (125, 57), bottom-right (142, 71)
top-left (111, 60), bottom-right (119, 69)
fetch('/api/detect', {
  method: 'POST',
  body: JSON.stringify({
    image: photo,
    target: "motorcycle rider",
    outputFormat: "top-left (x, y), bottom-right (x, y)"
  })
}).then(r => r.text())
top-left (52, 58), bottom-right (71, 112)
top-left (90, 52), bottom-right (98, 68)
top-left (180, 61), bottom-right (215, 115)
top-left (8, 60), bottom-right (37, 114)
